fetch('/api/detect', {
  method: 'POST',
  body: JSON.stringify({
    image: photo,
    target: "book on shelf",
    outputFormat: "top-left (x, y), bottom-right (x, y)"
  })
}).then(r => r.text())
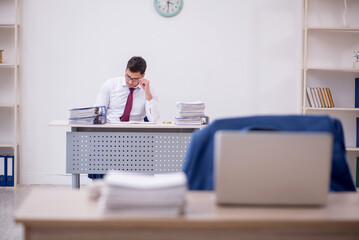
top-left (325, 88), bottom-right (331, 107)
top-left (313, 88), bottom-right (321, 107)
top-left (306, 87), bottom-right (334, 108)
top-left (310, 88), bottom-right (318, 107)
top-left (0, 153), bottom-right (15, 187)
top-left (69, 106), bottom-right (107, 124)
top-left (320, 88), bottom-right (329, 108)
top-left (355, 78), bottom-right (359, 108)
top-left (317, 88), bottom-right (325, 107)
top-left (324, 88), bottom-right (333, 108)
top-left (316, 88), bottom-right (322, 107)
top-left (327, 88), bottom-right (335, 107)
top-left (306, 87), bottom-right (314, 107)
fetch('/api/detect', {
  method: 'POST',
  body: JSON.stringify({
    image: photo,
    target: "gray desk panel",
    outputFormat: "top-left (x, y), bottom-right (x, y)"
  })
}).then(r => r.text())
top-left (66, 132), bottom-right (192, 174)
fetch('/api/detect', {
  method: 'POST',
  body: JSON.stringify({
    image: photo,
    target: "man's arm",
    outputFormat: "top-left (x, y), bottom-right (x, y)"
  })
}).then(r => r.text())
top-left (94, 79), bottom-right (111, 108)
top-left (145, 98), bottom-right (160, 122)
top-left (140, 78), bottom-right (160, 122)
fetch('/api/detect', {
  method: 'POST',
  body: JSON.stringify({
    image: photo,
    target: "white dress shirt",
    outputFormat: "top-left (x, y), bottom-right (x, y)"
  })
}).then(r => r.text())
top-left (94, 77), bottom-right (160, 123)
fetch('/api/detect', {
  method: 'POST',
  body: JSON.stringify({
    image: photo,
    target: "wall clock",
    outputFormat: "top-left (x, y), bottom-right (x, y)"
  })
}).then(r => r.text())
top-left (154, 0), bottom-right (183, 17)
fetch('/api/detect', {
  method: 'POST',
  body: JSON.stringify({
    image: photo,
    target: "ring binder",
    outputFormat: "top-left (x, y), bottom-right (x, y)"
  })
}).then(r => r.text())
top-left (69, 106), bottom-right (107, 124)
top-left (6, 155), bottom-right (14, 187)
top-left (0, 154), bottom-right (6, 186)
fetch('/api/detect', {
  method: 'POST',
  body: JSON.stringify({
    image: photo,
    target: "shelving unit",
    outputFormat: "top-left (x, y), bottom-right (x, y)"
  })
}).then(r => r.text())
top-left (302, 0), bottom-right (359, 184)
top-left (0, 0), bottom-right (20, 186)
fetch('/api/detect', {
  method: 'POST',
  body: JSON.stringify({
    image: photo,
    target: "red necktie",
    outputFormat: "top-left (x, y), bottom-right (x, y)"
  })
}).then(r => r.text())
top-left (120, 88), bottom-right (135, 122)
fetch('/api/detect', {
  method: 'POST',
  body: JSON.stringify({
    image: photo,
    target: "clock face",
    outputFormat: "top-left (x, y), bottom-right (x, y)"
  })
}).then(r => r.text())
top-left (154, 0), bottom-right (183, 17)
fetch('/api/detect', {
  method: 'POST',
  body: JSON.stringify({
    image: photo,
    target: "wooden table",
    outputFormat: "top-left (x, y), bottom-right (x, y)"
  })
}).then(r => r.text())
top-left (49, 120), bottom-right (204, 188)
top-left (14, 188), bottom-right (359, 240)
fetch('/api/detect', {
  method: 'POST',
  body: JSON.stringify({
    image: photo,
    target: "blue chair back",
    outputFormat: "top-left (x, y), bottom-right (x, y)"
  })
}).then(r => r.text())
top-left (182, 115), bottom-right (356, 191)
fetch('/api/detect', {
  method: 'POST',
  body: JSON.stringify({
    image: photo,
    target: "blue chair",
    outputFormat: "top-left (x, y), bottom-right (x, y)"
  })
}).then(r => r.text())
top-left (182, 115), bottom-right (356, 191)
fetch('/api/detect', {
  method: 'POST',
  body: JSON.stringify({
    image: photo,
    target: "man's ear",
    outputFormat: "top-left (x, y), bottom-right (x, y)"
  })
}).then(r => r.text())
top-left (142, 73), bottom-right (145, 78)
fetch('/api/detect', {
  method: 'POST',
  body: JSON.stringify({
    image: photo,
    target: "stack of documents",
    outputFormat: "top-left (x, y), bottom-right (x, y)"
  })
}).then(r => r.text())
top-left (98, 171), bottom-right (187, 216)
top-left (175, 101), bottom-right (206, 125)
top-left (69, 106), bottom-right (107, 124)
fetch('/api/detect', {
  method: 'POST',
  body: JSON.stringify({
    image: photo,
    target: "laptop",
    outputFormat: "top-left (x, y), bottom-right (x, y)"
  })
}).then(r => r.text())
top-left (214, 131), bottom-right (333, 206)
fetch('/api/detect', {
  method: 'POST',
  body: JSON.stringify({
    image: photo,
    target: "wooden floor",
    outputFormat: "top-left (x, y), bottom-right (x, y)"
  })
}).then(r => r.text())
top-left (0, 185), bottom-right (72, 240)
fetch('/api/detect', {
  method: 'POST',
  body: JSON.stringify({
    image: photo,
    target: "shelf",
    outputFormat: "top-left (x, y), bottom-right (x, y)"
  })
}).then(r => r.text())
top-left (0, 0), bottom-right (20, 187)
top-left (0, 104), bottom-right (18, 108)
top-left (305, 68), bottom-right (359, 73)
top-left (0, 64), bottom-right (17, 68)
top-left (307, 28), bottom-right (359, 32)
top-left (0, 143), bottom-right (17, 148)
top-left (346, 147), bottom-right (359, 152)
top-left (0, 24), bottom-right (16, 28)
top-left (304, 107), bottom-right (359, 112)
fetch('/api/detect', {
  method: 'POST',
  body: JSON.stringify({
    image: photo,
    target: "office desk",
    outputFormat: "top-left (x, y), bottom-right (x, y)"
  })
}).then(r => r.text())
top-left (49, 120), bottom-right (204, 188)
top-left (15, 188), bottom-right (359, 240)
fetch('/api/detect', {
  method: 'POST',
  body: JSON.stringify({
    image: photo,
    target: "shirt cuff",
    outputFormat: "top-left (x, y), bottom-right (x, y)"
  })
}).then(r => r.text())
top-left (146, 98), bottom-right (156, 107)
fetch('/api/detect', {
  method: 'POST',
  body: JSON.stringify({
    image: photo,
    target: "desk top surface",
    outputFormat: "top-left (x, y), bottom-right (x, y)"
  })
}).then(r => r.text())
top-left (49, 120), bottom-right (205, 129)
top-left (14, 188), bottom-right (359, 227)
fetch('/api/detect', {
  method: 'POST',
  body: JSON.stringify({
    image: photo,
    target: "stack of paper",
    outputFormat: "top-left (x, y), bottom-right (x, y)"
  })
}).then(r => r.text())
top-left (69, 106), bottom-right (107, 124)
top-left (98, 171), bottom-right (187, 216)
top-left (175, 101), bottom-right (206, 125)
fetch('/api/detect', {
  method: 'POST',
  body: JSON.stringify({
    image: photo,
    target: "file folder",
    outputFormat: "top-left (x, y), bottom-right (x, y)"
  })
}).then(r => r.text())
top-left (0, 154), bottom-right (6, 186)
top-left (356, 78), bottom-right (359, 108)
top-left (6, 155), bottom-right (14, 187)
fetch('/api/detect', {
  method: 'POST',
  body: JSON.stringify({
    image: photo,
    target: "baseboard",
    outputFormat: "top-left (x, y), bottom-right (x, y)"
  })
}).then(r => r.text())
top-left (20, 173), bottom-right (93, 185)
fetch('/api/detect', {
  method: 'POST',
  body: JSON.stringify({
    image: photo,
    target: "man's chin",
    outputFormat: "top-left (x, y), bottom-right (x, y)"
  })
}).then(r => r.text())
top-left (127, 83), bottom-right (139, 88)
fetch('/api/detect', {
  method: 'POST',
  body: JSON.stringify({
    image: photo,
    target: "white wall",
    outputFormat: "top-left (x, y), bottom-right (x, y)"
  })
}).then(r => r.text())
top-left (20, 0), bottom-right (302, 184)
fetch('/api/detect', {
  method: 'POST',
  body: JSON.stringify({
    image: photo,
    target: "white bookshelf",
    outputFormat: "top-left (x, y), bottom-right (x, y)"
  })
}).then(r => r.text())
top-left (0, 0), bottom-right (19, 186)
top-left (346, 147), bottom-right (359, 152)
top-left (306, 68), bottom-right (359, 72)
top-left (307, 28), bottom-right (359, 31)
top-left (302, 0), bottom-right (359, 186)
top-left (305, 107), bottom-right (359, 111)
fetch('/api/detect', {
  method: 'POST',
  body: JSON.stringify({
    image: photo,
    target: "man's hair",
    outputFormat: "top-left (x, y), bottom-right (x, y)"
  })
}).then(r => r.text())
top-left (126, 56), bottom-right (147, 75)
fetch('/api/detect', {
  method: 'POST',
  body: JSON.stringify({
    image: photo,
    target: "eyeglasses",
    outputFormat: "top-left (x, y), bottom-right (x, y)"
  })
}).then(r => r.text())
top-left (126, 74), bottom-right (141, 83)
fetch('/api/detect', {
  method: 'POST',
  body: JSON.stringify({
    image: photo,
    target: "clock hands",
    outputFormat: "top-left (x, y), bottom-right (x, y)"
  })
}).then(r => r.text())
top-left (166, 0), bottom-right (173, 10)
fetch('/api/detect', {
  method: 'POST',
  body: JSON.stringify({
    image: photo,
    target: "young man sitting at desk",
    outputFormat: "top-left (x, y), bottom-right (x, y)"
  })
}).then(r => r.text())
top-left (90, 57), bottom-right (160, 179)
top-left (94, 56), bottom-right (160, 123)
